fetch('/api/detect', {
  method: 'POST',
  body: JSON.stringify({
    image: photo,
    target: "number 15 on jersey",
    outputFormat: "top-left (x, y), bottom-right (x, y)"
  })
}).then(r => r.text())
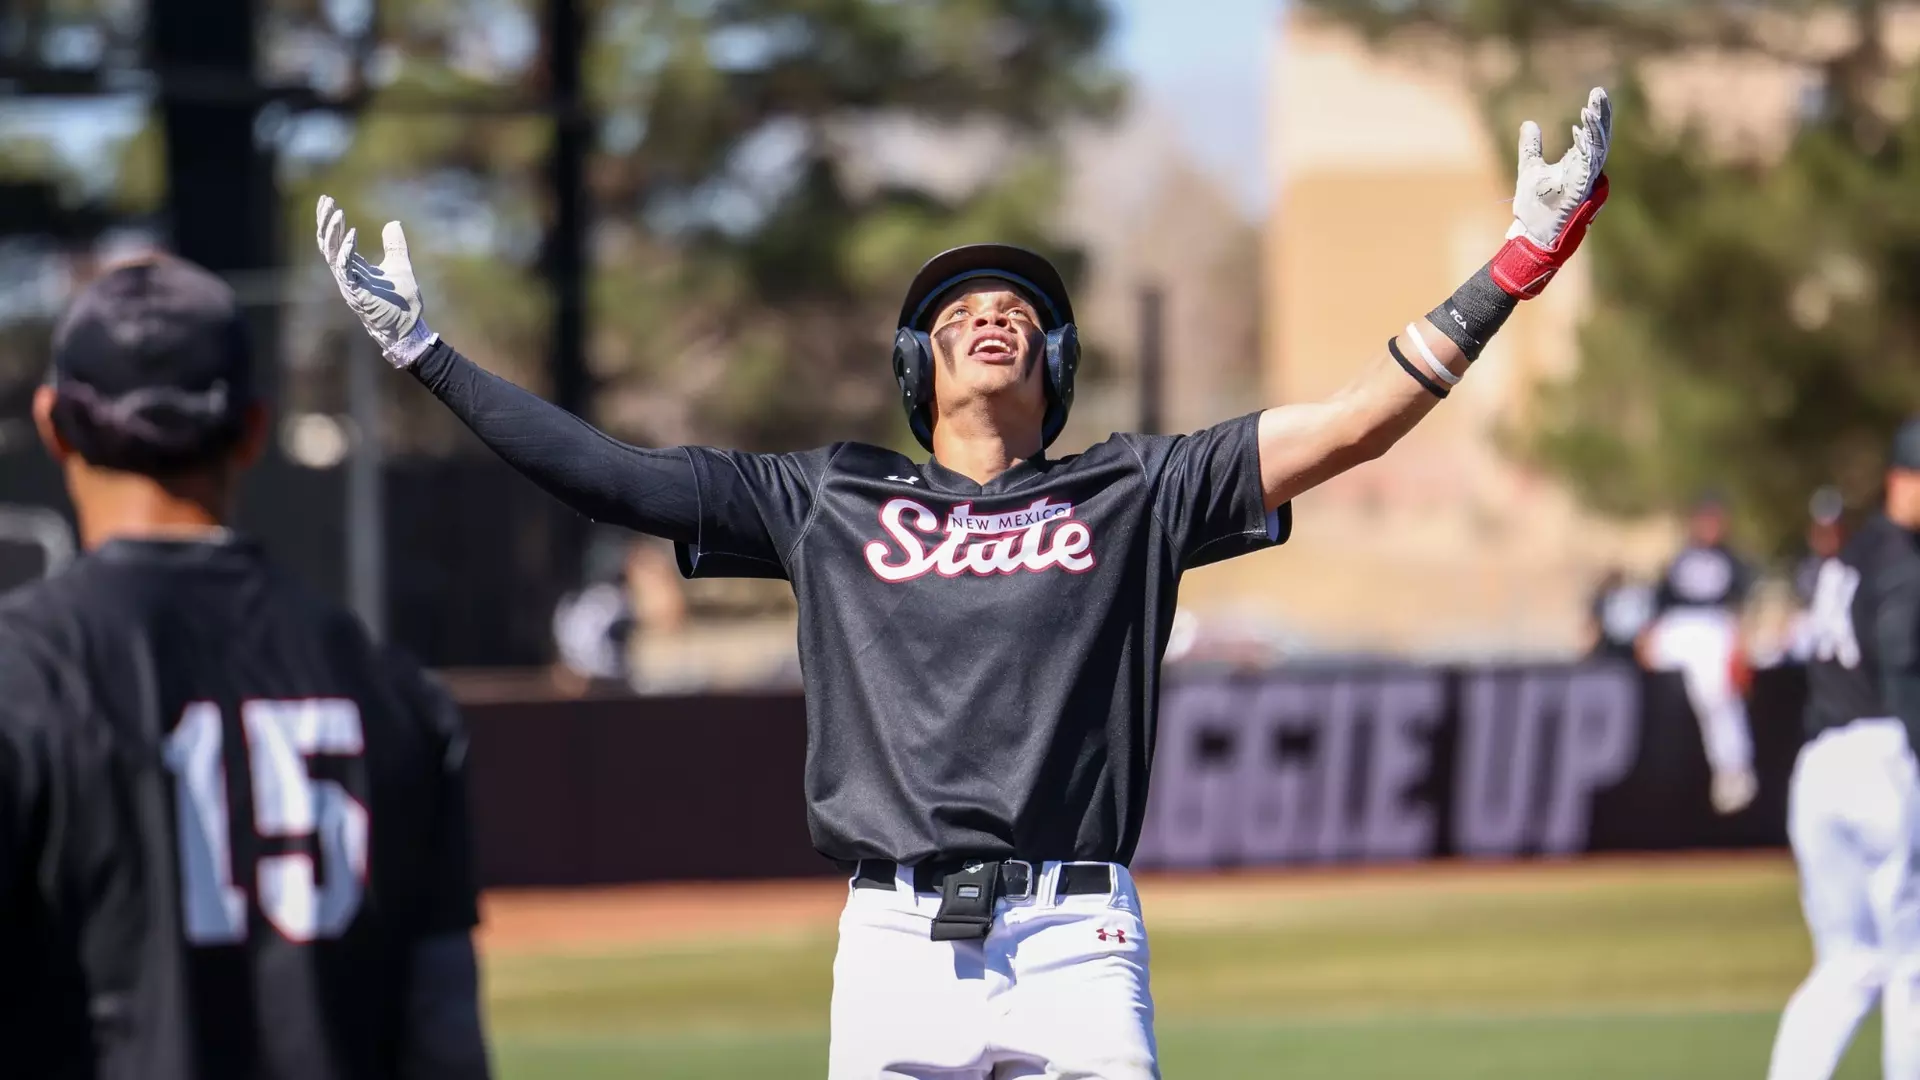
top-left (163, 699), bottom-right (370, 946)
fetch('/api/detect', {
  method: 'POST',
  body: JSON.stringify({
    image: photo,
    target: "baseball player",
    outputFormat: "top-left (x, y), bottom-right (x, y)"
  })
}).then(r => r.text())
top-left (0, 256), bottom-right (489, 1080)
top-left (1787, 487), bottom-right (1849, 662)
top-left (316, 87), bottom-right (1612, 1079)
top-left (1588, 568), bottom-right (1654, 663)
top-left (1768, 423), bottom-right (1920, 1080)
top-left (1641, 492), bottom-right (1760, 814)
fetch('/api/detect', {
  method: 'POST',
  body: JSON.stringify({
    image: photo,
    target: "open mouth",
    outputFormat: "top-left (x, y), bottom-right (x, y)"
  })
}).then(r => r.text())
top-left (969, 334), bottom-right (1018, 361)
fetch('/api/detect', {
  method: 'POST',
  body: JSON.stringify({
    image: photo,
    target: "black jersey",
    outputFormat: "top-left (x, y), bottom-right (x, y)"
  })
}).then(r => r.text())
top-left (1803, 514), bottom-right (1920, 751)
top-left (1653, 542), bottom-right (1753, 615)
top-left (410, 342), bottom-right (1284, 866)
top-left (675, 416), bottom-right (1284, 866)
top-left (0, 537), bottom-right (478, 1080)
top-left (1793, 552), bottom-right (1828, 607)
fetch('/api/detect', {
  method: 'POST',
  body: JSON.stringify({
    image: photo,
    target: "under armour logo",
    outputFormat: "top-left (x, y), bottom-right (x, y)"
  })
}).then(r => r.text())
top-left (886, 475), bottom-right (921, 485)
top-left (1096, 928), bottom-right (1127, 944)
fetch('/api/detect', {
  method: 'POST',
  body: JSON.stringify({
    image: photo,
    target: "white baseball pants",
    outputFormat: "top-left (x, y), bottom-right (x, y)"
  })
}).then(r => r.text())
top-left (827, 861), bottom-right (1158, 1080)
top-left (1768, 718), bottom-right (1920, 1080)
top-left (1644, 609), bottom-right (1754, 778)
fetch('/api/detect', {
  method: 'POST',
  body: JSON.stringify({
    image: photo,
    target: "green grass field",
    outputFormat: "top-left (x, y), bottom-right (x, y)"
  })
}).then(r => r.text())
top-left (482, 858), bottom-right (1889, 1078)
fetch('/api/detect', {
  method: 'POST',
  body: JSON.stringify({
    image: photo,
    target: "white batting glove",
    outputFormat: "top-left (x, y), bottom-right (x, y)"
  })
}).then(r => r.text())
top-left (1491, 87), bottom-right (1613, 299)
top-left (316, 195), bottom-right (438, 368)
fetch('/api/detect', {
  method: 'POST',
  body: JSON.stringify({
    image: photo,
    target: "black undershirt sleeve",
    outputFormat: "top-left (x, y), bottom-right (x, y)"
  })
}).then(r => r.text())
top-left (410, 341), bottom-right (701, 543)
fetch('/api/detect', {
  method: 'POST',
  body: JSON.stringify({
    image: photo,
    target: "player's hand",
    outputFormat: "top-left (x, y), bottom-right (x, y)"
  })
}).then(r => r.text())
top-left (315, 195), bottom-right (437, 369)
top-left (1491, 87), bottom-right (1612, 299)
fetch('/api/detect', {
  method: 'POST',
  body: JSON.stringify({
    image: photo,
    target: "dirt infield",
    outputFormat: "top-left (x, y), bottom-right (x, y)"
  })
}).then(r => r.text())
top-left (476, 851), bottom-right (1793, 956)
top-left (479, 878), bottom-right (849, 955)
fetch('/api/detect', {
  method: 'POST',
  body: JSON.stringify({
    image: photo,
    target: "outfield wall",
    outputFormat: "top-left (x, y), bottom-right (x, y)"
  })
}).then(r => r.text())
top-left (460, 664), bottom-right (1807, 887)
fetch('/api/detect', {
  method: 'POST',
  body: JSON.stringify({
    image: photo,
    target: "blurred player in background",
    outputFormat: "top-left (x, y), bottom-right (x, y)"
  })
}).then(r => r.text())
top-left (1787, 486), bottom-right (1849, 662)
top-left (550, 531), bottom-right (642, 695)
top-left (1768, 424), bottom-right (1920, 1080)
top-left (1640, 492), bottom-right (1759, 814)
top-left (1586, 567), bottom-right (1654, 663)
top-left (0, 256), bottom-right (489, 1080)
top-left (550, 534), bottom-right (691, 695)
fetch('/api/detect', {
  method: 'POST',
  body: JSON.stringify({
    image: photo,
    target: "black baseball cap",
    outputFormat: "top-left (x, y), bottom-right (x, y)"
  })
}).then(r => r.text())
top-left (47, 254), bottom-right (256, 470)
top-left (897, 244), bottom-right (1075, 332)
top-left (1892, 416), bottom-right (1920, 471)
top-left (51, 253), bottom-right (254, 415)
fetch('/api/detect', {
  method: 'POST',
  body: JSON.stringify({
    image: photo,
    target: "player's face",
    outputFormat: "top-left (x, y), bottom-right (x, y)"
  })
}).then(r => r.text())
top-left (1888, 469), bottom-right (1920, 529)
top-left (927, 282), bottom-right (1047, 421)
top-left (1688, 507), bottom-right (1726, 546)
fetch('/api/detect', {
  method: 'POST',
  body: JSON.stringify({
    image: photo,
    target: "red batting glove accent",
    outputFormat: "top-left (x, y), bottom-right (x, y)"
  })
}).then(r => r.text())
top-left (1729, 649), bottom-right (1753, 697)
top-left (1489, 173), bottom-right (1611, 299)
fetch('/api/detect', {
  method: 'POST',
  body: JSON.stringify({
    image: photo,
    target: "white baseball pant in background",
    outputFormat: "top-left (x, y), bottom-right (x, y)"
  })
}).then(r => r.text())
top-left (828, 861), bottom-right (1157, 1080)
top-left (1644, 609), bottom-right (1755, 804)
top-left (1768, 718), bottom-right (1920, 1080)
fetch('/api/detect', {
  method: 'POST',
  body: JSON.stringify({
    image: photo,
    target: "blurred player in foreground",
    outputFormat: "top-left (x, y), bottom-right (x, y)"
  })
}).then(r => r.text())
top-left (1768, 423), bottom-right (1920, 1080)
top-left (0, 256), bottom-right (489, 1080)
top-left (317, 89), bottom-right (1610, 1078)
top-left (1641, 493), bottom-right (1760, 814)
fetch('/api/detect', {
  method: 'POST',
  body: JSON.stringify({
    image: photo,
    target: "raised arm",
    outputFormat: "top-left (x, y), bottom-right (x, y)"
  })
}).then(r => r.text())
top-left (314, 196), bottom-right (701, 543)
top-left (1258, 88), bottom-right (1613, 509)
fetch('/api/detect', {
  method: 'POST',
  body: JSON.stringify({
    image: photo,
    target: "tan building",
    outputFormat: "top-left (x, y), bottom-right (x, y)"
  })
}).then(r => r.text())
top-left (1175, 9), bottom-right (1893, 658)
top-left (632, 9), bottom-right (1920, 681)
top-left (1182, 6), bottom-right (1920, 657)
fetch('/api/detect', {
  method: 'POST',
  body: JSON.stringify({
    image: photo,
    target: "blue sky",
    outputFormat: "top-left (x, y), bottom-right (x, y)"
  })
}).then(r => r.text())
top-left (1107, 0), bottom-right (1280, 213)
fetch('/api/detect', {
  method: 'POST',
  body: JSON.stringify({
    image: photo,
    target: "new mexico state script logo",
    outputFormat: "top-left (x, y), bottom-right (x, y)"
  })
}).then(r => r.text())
top-left (863, 497), bottom-right (1097, 582)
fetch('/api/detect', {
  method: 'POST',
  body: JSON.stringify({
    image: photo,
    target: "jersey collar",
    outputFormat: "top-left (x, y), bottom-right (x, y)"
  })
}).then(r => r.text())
top-left (920, 454), bottom-right (1051, 496)
top-left (95, 532), bottom-right (258, 567)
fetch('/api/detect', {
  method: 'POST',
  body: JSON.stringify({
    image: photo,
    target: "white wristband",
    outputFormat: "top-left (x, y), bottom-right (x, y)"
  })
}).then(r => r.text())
top-left (384, 321), bottom-right (440, 370)
top-left (1406, 323), bottom-right (1461, 387)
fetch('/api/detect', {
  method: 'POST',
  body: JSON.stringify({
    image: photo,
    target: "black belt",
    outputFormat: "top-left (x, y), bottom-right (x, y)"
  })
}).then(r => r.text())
top-left (853, 858), bottom-right (1114, 901)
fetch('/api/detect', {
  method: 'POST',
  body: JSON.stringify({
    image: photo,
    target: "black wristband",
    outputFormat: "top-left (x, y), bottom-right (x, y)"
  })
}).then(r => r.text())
top-left (1389, 338), bottom-right (1449, 400)
top-left (1426, 265), bottom-right (1517, 362)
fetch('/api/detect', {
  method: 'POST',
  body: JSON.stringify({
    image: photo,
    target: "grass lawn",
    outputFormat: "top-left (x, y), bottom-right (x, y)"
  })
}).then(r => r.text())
top-left (483, 858), bottom-right (1889, 1078)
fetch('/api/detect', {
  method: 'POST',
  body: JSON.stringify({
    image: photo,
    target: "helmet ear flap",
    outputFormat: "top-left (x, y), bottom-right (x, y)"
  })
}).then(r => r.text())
top-left (892, 326), bottom-right (936, 452)
top-left (1041, 323), bottom-right (1080, 447)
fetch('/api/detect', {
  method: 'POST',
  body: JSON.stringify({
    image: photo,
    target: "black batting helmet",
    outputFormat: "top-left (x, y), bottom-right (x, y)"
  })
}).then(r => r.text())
top-left (890, 244), bottom-right (1081, 453)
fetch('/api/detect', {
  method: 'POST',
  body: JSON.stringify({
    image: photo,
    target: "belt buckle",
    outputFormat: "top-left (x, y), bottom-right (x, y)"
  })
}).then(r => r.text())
top-left (1058, 861), bottom-right (1116, 901)
top-left (1001, 859), bottom-right (1034, 902)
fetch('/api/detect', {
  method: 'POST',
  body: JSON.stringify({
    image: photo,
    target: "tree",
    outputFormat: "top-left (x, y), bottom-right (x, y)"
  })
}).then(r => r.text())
top-left (284, 0), bottom-right (1121, 455)
top-left (1301, 0), bottom-right (1915, 555)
